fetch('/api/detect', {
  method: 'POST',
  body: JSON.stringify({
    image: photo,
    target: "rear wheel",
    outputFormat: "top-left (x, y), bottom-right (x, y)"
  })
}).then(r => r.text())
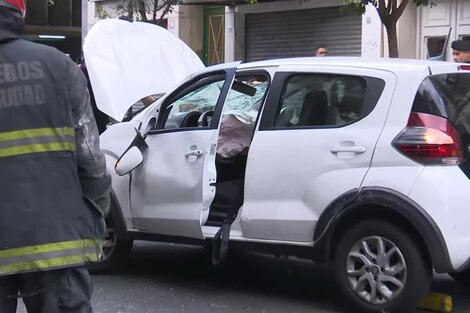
top-left (333, 219), bottom-right (432, 313)
top-left (88, 214), bottom-right (133, 274)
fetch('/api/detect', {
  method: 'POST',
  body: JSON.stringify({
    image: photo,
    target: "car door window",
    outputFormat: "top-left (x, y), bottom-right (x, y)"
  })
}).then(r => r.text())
top-left (217, 74), bottom-right (269, 158)
top-left (274, 74), bottom-right (368, 128)
top-left (224, 75), bottom-right (268, 108)
top-left (163, 77), bottom-right (225, 129)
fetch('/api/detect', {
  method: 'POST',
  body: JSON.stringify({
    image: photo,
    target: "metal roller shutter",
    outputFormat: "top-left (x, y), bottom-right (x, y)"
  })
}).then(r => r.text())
top-left (245, 7), bottom-right (362, 61)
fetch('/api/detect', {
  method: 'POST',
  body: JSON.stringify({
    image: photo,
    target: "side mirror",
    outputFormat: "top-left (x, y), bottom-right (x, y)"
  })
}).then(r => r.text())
top-left (115, 146), bottom-right (144, 176)
top-left (115, 128), bottom-right (147, 176)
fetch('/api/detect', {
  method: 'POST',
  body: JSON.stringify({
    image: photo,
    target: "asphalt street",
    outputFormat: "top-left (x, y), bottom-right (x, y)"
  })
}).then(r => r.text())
top-left (17, 241), bottom-right (470, 313)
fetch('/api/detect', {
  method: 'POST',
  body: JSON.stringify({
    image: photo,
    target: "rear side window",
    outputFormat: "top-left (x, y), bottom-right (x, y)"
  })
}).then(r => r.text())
top-left (273, 74), bottom-right (382, 128)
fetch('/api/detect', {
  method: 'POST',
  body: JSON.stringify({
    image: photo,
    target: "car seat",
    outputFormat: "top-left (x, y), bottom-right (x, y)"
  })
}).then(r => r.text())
top-left (297, 90), bottom-right (329, 126)
top-left (180, 111), bottom-right (202, 128)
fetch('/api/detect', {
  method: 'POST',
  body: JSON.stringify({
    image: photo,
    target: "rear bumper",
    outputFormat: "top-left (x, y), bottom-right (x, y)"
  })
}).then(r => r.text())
top-left (409, 166), bottom-right (470, 272)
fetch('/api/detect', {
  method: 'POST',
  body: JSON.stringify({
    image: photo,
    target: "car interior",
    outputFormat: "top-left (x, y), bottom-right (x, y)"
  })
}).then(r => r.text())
top-left (275, 74), bottom-right (366, 128)
top-left (205, 75), bottom-right (269, 227)
top-left (297, 89), bottom-right (329, 126)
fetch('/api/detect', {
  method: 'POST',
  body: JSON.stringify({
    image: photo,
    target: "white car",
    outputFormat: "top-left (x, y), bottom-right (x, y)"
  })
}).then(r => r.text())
top-left (85, 19), bottom-right (470, 313)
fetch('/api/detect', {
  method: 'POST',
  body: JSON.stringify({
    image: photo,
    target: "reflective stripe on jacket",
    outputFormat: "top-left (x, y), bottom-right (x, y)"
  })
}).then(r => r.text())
top-left (0, 127), bottom-right (75, 157)
top-left (0, 240), bottom-right (101, 275)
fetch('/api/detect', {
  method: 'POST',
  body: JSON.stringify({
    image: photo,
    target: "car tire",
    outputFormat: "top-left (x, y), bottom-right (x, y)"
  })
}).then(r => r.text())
top-left (449, 269), bottom-right (470, 286)
top-left (88, 214), bottom-right (133, 274)
top-left (333, 219), bottom-right (432, 313)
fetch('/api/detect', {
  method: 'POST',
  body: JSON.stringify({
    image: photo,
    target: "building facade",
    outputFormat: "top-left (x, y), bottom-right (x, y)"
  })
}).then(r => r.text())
top-left (229, 0), bottom-right (363, 61)
top-left (83, 1), bottom-right (205, 60)
top-left (85, 0), bottom-right (363, 65)
top-left (24, 0), bottom-right (82, 61)
top-left (417, 0), bottom-right (470, 60)
top-left (82, 0), bottom-right (470, 64)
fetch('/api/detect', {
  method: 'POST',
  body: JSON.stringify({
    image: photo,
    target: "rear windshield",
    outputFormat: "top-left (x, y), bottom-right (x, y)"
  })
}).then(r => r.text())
top-left (412, 73), bottom-right (470, 125)
top-left (412, 72), bottom-right (470, 175)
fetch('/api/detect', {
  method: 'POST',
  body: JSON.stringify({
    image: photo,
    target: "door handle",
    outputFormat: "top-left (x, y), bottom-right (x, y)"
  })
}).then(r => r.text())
top-left (185, 149), bottom-right (204, 158)
top-left (330, 146), bottom-right (367, 154)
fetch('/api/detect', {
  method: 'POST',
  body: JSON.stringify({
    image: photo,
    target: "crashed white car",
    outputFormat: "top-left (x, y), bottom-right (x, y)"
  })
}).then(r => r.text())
top-left (85, 19), bottom-right (470, 313)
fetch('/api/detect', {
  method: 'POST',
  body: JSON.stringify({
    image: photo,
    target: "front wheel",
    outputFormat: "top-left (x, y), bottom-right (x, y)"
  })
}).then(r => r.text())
top-left (88, 215), bottom-right (133, 274)
top-left (333, 219), bottom-right (432, 313)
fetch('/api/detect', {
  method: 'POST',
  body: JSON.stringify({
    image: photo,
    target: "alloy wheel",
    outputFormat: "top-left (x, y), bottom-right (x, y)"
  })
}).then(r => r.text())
top-left (345, 235), bottom-right (407, 305)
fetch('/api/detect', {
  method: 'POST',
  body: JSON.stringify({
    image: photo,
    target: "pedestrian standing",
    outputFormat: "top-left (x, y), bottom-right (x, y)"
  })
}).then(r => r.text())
top-left (315, 45), bottom-right (328, 57)
top-left (451, 40), bottom-right (470, 63)
top-left (0, 1), bottom-right (111, 312)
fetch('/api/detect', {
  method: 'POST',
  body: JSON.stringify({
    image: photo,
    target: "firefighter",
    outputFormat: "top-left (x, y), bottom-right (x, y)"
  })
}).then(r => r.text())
top-left (0, 1), bottom-right (111, 312)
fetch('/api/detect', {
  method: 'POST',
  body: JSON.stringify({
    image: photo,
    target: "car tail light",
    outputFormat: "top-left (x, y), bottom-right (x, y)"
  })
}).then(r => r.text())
top-left (393, 112), bottom-right (463, 165)
top-left (459, 65), bottom-right (470, 71)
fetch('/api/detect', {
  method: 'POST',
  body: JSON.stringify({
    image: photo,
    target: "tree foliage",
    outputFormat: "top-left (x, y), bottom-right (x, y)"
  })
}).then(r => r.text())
top-left (115, 0), bottom-right (182, 24)
top-left (116, 0), bottom-right (257, 24)
top-left (343, 0), bottom-right (434, 57)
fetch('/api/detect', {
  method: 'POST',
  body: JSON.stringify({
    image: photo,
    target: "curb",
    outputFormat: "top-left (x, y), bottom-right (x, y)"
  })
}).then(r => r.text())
top-left (417, 292), bottom-right (453, 312)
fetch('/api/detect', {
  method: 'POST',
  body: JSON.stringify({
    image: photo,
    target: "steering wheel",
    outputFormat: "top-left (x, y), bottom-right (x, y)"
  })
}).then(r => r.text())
top-left (197, 110), bottom-right (214, 127)
top-left (180, 111), bottom-right (202, 128)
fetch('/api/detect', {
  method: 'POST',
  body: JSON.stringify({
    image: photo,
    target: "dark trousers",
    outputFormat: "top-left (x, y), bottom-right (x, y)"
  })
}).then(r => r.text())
top-left (0, 267), bottom-right (93, 313)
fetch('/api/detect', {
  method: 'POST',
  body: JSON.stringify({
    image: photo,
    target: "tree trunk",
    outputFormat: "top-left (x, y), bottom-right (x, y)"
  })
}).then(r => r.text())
top-left (138, 0), bottom-right (147, 21)
top-left (127, 2), bottom-right (134, 20)
top-left (385, 21), bottom-right (399, 58)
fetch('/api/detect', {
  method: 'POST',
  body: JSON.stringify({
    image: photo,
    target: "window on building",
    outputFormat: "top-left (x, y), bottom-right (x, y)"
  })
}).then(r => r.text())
top-left (426, 36), bottom-right (447, 58)
top-left (25, 0), bottom-right (80, 27)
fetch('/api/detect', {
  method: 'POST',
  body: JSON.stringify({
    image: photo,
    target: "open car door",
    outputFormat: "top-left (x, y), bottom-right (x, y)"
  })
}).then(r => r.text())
top-left (129, 63), bottom-right (240, 239)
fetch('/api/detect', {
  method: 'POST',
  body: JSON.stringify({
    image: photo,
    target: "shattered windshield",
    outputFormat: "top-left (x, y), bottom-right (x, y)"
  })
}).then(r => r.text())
top-left (222, 76), bottom-right (269, 123)
top-left (225, 79), bottom-right (269, 111)
top-left (171, 81), bottom-right (224, 117)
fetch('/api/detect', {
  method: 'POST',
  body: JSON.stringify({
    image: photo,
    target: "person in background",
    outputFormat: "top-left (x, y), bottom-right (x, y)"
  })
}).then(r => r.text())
top-left (451, 40), bottom-right (470, 63)
top-left (0, 1), bottom-right (111, 312)
top-left (315, 45), bottom-right (328, 57)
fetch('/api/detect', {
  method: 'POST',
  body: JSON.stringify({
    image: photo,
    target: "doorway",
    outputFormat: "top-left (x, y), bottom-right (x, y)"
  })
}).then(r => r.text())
top-left (204, 6), bottom-right (225, 66)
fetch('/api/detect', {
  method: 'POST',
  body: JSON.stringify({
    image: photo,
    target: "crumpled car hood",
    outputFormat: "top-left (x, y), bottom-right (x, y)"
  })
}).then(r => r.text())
top-left (83, 19), bottom-right (205, 121)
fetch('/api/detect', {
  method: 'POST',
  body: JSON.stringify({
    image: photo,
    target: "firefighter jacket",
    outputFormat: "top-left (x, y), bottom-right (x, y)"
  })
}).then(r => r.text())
top-left (0, 8), bottom-right (111, 276)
